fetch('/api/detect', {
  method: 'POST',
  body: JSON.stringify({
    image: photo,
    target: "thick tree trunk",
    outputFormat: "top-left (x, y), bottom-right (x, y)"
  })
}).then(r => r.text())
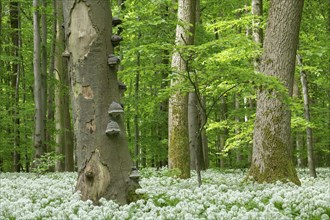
top-left (297, 55), bottom-right (317, 178)
top-left (33, 0), bottom-right (45, 159)
top-left (63, 0), bottom-right (135, 204)
top-left (168, 0), bottom-right (196, 179)
top-left (248, 0), bottom-right (303, 185)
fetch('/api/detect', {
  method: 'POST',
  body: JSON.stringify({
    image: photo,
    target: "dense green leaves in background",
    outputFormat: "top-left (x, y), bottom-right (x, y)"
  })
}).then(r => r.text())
top-left (0, 0), bottom-right (329, 171)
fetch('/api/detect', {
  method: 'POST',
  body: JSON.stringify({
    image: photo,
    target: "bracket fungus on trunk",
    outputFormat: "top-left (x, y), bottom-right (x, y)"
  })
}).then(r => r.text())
top-left (108, 101), bottom-right (124, 119)
top-left (108, 54), bottom-right (120, 68)
top-left (111, 35), bottom-right (123, 47)
top-left (62, 49), bottom-right (70, 58)
top-left (118, 81), bottom-right (127, 98)
top-left (105, 120), bottom-right (121, 136)
top-left (129, 167), bottom-right (140, 183)
top-left (112, 17), bottom-right (122, 27)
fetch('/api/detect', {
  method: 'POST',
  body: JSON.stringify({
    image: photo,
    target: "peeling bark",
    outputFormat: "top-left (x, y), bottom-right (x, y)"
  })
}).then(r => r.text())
top-left (63, 0), bottom-right (135, 204)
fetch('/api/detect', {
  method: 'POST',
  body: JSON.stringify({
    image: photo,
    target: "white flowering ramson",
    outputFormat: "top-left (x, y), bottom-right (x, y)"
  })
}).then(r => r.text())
top-left (0, 168), bottom-right (329, 219)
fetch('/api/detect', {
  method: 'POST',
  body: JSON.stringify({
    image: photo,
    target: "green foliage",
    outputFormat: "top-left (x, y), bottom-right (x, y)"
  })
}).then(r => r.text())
top-left (32, 152), bottom-right (64, 175)
top-left (0, 0), bottom-right (329, 171)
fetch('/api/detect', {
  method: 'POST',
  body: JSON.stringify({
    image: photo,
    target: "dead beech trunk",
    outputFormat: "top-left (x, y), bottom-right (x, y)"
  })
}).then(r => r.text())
top-left (248, 0), bottom-right (303, 185)
top-left (62, 0), bottom-right (135, 204)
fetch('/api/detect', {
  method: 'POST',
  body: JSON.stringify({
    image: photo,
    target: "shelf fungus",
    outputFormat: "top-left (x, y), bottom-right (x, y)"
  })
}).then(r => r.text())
top-left (129, 167), bottom-right (140, 183)
top-left (62, 49), bottom-right (70, 58)
top-left (108, 54), bottom-right (120, 67)
top-left (105, 120), bottom-right (120, 136)
top-left (111, 35), bottom-right (123, 47)
top-left (112, 17), bottom-right (122, 27)
top-left (108, 101), bottom-right (124, 118)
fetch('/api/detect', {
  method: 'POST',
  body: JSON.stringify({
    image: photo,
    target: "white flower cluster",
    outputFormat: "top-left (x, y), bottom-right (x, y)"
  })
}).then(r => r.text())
top-left (0, 168), bottom-right (329, 219)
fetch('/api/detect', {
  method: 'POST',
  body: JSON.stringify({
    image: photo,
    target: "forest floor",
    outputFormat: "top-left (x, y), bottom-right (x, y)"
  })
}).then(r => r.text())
top-left (0, 168), bottom-right (329, 220)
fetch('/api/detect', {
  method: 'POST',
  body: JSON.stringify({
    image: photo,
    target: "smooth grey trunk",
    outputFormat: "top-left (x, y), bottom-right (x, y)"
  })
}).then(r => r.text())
top-left (54, 0), bottom-right (74, 172)
top-left (40, 0), bottom-right (48, 153)
top-left (33, 0), bottom-right (45, 159)
top-left (168, 0), bottom-right (196, 179)
top-left (248, 0), bottom-right (303, 185)
top-left (134, 38), bottom-right (140, 169)
top-left (188, 0), bottom-right (206, 174)
top-left (63, 0), bottom-right (135, 204)
top-left (297, 55), bottom-right (317, 178)
top-left (53, 0), bottom-right (63, 171)
top-left (200, 97), bottom-right (209, 169)
top-left (252, 0), bottom-right (263, 69)
top-left (188, 92), bottom-right (204, 170)
top-left (218, 96), bottom-right (228, 168)
top-left (292, 78), bottom-right (304, 167)
top-left (134, 73), bottom-right (140, 169)
top-left (47, 0), bottom-right (56, 158)
top-left (234, 94), bottom-right (242, 167)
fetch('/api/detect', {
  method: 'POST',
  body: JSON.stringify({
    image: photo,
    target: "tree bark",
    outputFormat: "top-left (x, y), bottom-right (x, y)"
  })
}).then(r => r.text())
top-left (54, 0), bottom-right (74, 172)
top-left (63, 0), bottom-right (135, 204)
top-left (234, 94), bottom-right (242, 167)
top-left (188, 92), bottom-right (204, 170)
top-left (33, 0), bottom-right (45, 160)
top-left (10, 0), bottom-right (21, 172)
top-left (168, 0), bottom-right (196, 179)
top-left (40, 0), bottom-right (48, 153)
top-left (248, 0), bottom-right (303, 185)
top-left (297, 55), bottom-right (317, 178)
top-left (188, 0), bottom-right (206, 172)
top-left (219, 96), bottom-right (228, 168)
top-left (251, 0), bottom-right (263, 45)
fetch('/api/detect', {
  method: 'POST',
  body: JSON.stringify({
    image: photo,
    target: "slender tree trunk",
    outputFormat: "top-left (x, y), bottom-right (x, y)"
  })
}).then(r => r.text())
top-left (292, 78), bottom-right (303, 166)
top-left (168, 0), bottom-right (196, 179)
top-left (56, 0), bottom-right (74, 172)
top-left (47, 0), bottom-right (56, 156)
top-left (220, 97), bottom-right (228, 168)
top-left (188, 0), bottom-right (206, 172)
top-left (297, 55), bottom-right (317, 178)
top-left (234, 94), bottom-right (242, 168)
top-left (0, 0), bottom-right (3, 73)
top-left (252, 0), bottom-right (263, 69)
top-left (40, 0), bottom-right (48, 154)
top-left (248, 0), bottom-right (303, 185)
top-left (188, 92), bottom-right (204, 170)
top-left (33, 0), bottom-right (45, 160)
top-left (53, 0), bottom-right (65, 172)
top-left (134, 46), bottom-right (140, 169)
top-left (200, 97), bottom-right (209, 168)
top-left (10, 0), bottom-right (21, 172)
top-left (63, 0), bottom-right (135, 204)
